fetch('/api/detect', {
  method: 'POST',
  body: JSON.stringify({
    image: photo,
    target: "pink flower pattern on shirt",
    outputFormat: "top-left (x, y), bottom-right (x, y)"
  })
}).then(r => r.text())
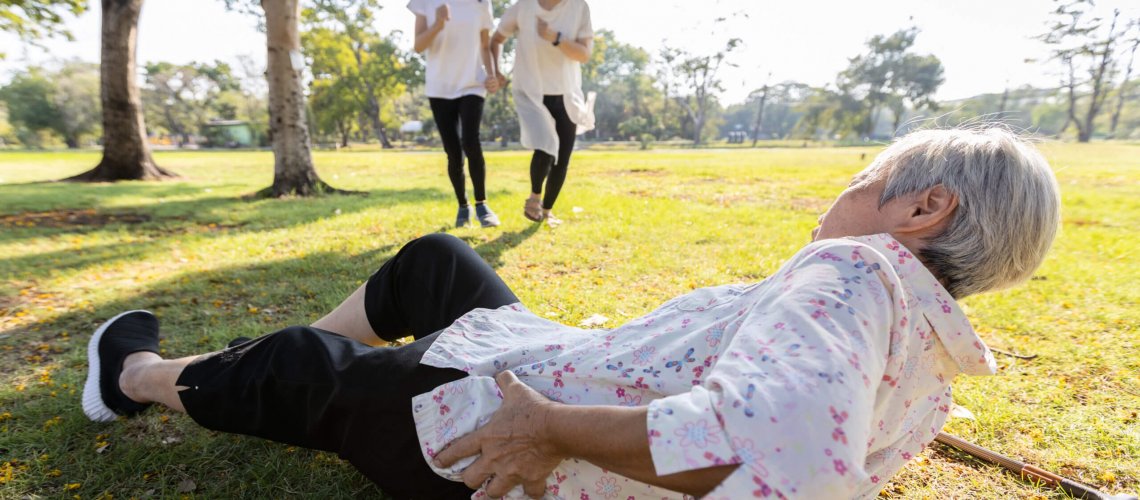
top-left (415, 234), bottom-right (996, 499)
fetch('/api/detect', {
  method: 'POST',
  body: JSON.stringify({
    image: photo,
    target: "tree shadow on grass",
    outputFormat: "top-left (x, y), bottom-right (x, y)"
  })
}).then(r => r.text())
top-left (0, 240), bottom-right (156, 296)
top-left (470, 223), bottom-right (543, 269)
top-left (0, 180), bottom-right (229, 214)
top-left (1, 249), bottom-right (414, 499)
top-left (0, 216), bottom-right (551, 498)
top-left (0, 185), bottom-right (446, 246)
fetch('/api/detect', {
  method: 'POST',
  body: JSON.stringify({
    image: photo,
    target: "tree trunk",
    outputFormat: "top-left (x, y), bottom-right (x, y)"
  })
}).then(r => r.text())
top-left (1109, 39), bottom-right (1138, 138)
top-left (339, 120), bottom-right (350, 148)
top-left (1078, 11), bottom-right (1120, 144)
top-left (1077, 125), bottom-right (1092, 143)
top-left (750, 86), bottom-right (768, 147)
top-left (1064, 58), bottom-right (1087, 142)
top-left (366, 96), bottom-right (393, 148)
top-left (161, 105), bottom-right (184, 146)
top-left (259, 0), bottom-right (337, 197)
top-left (864, 105), bottom-right (879, 138)
top-left (66, 0), bottom-right (176, 182)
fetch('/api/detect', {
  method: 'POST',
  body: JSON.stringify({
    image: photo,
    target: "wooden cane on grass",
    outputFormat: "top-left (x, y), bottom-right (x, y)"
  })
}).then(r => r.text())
top-left (934, 432), bottom-right (1137, 500)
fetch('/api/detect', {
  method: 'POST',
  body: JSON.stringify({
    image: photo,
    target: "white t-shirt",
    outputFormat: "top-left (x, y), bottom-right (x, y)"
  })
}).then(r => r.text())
top-left (408, 0), bottom-right (494, 99)
top-left (497, 0), bottom-right (593, 95)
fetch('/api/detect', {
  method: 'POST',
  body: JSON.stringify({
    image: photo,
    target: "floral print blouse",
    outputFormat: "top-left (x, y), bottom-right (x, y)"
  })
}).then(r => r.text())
top-left (411, 234), bottom-right (997, 499)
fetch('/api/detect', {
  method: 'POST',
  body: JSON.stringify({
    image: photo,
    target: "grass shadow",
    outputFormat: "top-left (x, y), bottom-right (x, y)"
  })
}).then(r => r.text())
top-left (0, 186), bottom-right (446, 246)
top-left (1, 248), bottom-right (410, 498)
top-left (471, 223), bottom-right (542, 269)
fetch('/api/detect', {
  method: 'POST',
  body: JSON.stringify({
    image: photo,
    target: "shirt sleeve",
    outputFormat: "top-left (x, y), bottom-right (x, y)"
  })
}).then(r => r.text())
top-left (481, 0), bottom-right (494, 31)
top-left (407, 0), bottom-right (428, 17)
top-left (575, 1), bottom-right (593, 41)
top-left (496, 2), bottom-right (520, 37)
top-left (646, 240), bottom-right (896, 498)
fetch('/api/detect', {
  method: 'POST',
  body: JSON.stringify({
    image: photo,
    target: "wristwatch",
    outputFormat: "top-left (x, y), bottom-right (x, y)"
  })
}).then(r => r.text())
top-left (553, 31), bottom-right (562, 46)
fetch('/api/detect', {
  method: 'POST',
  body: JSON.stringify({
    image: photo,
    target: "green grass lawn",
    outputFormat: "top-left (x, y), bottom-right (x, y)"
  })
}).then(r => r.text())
top-left (0, 144), bottom-right (1137, 499)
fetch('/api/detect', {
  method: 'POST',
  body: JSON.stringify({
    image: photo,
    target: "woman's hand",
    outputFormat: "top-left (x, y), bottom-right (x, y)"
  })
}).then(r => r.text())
top-left (536, 19), bottom-right (557, 43)
top-left (434, 371), bottom-right (562, 499)
top-left (484, 74), bottom-right (501, 93)
top-left (434, 4), bottom-right (450, 29)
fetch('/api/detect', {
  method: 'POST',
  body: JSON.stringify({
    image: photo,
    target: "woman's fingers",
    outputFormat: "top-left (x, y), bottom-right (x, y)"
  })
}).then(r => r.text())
top-left (459, 456), bottom-right (494, 490)
top-left (523, 479), bottom-right (548, 499)
top-left (484, 472), bottom-right (521, 499)
top-left (494, 369), bottom-right (522, 391)
top-left (433, 428), bottom-right (483, 468)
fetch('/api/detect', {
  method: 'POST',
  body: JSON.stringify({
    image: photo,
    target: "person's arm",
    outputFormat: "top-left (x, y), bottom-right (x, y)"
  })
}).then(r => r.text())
top-left (488, 3), bottom-right (518, 88)
top-left (535, 19), bottom-right (592, 63)
top-left (434, 371), bottom-right (735, 498)
top-left (489, 31), bottom-right (510, 88)
top-left (481, 29), bottom-right (500, 93)
top-left (413, 4), bottom-right (450, 54)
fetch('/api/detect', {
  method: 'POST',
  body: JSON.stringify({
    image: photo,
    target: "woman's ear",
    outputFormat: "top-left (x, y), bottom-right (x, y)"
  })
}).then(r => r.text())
top-left (897, 185), bottom-right (958, 234)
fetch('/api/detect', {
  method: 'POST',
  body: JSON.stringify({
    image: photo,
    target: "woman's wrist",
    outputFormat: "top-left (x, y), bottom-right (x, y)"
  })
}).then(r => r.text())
top-left (535, 399), bottom-right (570, 459)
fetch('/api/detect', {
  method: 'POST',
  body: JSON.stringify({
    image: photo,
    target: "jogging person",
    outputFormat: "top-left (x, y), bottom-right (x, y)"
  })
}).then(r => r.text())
top-left (412, 0), bottom-right (501, 228)
top-left (490, 0), bottom-right (595, 227)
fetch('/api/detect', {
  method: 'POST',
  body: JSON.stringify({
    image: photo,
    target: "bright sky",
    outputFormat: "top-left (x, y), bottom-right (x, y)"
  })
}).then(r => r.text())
top-left (2, 0), bottom-right (1137, 105)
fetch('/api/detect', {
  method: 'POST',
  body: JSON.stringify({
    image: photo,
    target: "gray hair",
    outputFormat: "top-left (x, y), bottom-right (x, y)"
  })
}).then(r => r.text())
top-left (861, 128), bottom-right (1061, 299)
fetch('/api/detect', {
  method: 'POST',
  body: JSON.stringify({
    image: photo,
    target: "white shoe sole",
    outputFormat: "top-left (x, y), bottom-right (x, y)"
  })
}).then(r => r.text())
top-left (81, 310), bottom-right (152, 423)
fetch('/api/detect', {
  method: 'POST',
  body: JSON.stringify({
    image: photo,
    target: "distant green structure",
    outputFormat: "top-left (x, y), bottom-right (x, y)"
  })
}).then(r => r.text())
top-left (203, 120), bottom-right (255, 148)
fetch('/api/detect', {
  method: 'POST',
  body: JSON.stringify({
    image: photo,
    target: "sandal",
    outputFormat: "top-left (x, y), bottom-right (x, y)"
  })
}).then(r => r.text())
top-left (545, 212), bottom-right (563, 228)
top-left (524, 197), bottom-right (545, 222)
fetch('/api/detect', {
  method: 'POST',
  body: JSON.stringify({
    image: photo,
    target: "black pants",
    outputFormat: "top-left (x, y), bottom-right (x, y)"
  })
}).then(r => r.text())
top-left (430, 95), bottom-right (487, 206)
top-left (530, 95), bottom-right (578, 210)
top-left (176, 234), bottom-right (518, 499)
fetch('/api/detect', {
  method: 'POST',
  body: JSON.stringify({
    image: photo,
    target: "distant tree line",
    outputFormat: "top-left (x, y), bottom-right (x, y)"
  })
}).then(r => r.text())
top-left (2, 0), bottom-right (1140, 160)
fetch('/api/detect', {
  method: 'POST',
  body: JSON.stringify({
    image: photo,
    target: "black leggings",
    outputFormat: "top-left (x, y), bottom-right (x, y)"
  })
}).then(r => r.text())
top-left (530, 95), bottom-right (578, 210)
top-left (176, 234), bottom-right (518, 499)
top-left (430, 95), bottom-right (487, 206)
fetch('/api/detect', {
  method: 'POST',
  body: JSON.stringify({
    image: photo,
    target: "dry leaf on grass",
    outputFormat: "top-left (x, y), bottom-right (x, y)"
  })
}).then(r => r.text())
top-left (579, 314), bottom-right (609, 328)
top-left (949, 404), bottom-right (976, 421)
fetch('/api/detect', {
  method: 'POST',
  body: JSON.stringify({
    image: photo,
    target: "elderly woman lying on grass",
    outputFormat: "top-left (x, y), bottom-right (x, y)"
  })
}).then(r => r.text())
top-left (82, 128), bottom-right (1060, 499)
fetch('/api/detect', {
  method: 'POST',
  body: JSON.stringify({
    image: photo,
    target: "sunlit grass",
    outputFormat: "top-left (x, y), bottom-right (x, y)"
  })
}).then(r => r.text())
top-left (0, 143), bottom-right (1136, 498)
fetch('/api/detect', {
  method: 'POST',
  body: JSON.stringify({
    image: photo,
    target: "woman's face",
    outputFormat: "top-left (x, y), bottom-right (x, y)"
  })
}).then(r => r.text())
top-left (812, 168), bottom-right (896, 241)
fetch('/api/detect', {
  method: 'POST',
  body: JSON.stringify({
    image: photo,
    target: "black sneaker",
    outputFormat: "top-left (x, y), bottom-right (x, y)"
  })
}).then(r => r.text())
top-left (82, 310), bottom-right (161, 422)
top-left (455, 205), bottom-right (471, 228)
top-left (475, 203), bottom-right (501, 228)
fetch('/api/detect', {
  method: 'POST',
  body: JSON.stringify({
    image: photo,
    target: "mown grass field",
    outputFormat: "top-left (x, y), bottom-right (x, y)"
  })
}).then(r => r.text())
top-left (0, 143), bottom-right (1137, 499)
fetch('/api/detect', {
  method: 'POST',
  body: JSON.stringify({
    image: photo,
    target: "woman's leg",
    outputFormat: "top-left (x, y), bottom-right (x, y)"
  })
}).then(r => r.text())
top-left (458, 95), bottom-right (487, 203)
top-left (117, 325), bottom-right (474, 499)
top-left (428, 98), bottom-right (468, 207)
top-left (526, 150), bottom-right (555, 221)
top-left (311, 233), bottom-right (519, 344)
top-left (529, 150), bottom-right (555, 199)
top-left (540, 95), bottom-right (578, 212)
top-left (119, 351), bottom-right (198, 412)
top-left (94, 235), bottom-right (511, 498)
